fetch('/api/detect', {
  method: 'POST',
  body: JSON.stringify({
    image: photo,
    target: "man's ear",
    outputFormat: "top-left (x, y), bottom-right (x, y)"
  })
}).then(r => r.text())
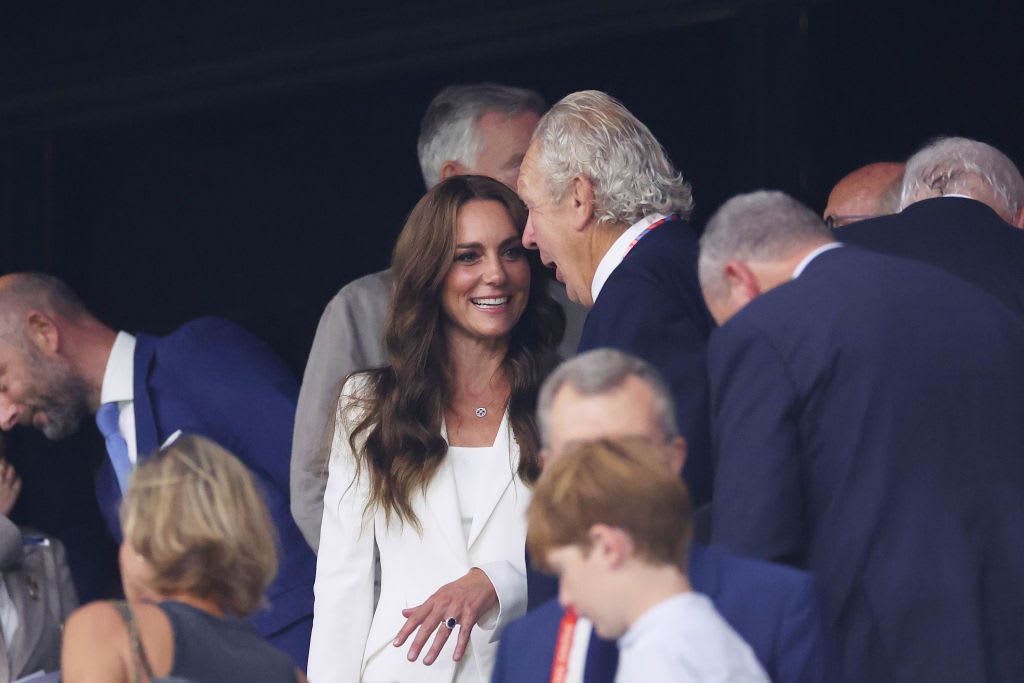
top-left (25, 311), bottom-right (61, 355)
top-left (666, 435), bottom-right (687, 477)
top-left (1013, 204), bottom-right (1024, 229)
top-left (589, 523), bottom-right (632, 570)
top-left (723, 260), bottom-right (762, 307)
top-left (439, 160), bottom-right (467, 182)
top-left (567, 175), bottom-right (596, 232)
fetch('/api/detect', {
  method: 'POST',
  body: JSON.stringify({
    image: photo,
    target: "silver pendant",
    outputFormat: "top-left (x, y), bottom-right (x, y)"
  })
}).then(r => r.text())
top-left (475, 407), bottom-right (487, 418)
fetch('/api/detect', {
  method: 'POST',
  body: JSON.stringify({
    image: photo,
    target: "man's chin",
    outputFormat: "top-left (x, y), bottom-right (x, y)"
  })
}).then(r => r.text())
top-left (36, 412), bottom-right (82, 441)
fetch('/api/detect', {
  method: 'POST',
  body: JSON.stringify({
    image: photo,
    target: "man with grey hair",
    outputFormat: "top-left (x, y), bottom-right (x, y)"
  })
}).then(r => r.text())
top-left (416, 83), bottom-right (544, 189)
top-left (496, 348), bottom-right (832, 683)
top-left (518, 90), bottom-right (715, 505)
top-left (290, 82), bottom-right (586, 550)
top-left (700, 190), bottom-right (1024, 682)
top-left (837, 136), bottom-right (1024, 318)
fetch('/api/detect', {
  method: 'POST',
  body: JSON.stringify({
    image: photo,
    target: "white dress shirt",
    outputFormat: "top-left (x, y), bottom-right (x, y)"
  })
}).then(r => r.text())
top-left (99, 332), bottom-right (138, 465)
top-left (615, 592), bottom-right (769, 683)
top-left (792, 242), bottom-right (843, 279)
top-left (591, 213), bottom-right (669, 303)
top-left (563, 617), bottom-right (594, 683)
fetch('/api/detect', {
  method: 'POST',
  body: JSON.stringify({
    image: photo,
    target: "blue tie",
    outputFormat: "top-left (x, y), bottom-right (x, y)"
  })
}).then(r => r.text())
top-left (96, 402), bottom-right (133, 495)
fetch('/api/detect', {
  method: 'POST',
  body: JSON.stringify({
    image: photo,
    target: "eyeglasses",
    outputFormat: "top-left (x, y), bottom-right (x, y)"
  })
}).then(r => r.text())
top-left (825, 214), bottom-right (877, 229)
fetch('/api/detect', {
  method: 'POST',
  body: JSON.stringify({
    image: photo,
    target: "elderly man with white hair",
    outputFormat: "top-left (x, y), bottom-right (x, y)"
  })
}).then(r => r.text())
top-left (837, 136), bottom-right (1024, 318)
top-left (700, 190), bottom-right (1024, 683)
top-left (517, 90), bottom-right (715, 506)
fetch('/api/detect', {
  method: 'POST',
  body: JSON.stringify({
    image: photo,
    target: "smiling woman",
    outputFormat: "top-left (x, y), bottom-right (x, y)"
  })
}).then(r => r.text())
top-left (309, 175), bottom-right (564, 683)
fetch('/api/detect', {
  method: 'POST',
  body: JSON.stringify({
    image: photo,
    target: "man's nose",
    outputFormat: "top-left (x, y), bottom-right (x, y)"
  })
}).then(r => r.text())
top-left (522, 218), bottom-right (538, 250)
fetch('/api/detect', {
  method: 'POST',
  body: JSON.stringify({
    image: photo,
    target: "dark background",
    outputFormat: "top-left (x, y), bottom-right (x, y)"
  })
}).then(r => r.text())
top-left (1, 0), bottom-right (1022, 599)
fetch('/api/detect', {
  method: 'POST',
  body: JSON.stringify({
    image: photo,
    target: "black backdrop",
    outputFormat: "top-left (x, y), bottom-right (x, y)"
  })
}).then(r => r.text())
top-left (1, 0), bottom-right (1022, 598)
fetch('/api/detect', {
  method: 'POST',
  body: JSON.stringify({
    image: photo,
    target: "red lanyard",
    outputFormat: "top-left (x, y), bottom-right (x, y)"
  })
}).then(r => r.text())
top-left (550, 607), bottom-right (579, 683)
top-left (623, 214), bottom-right (677, 258)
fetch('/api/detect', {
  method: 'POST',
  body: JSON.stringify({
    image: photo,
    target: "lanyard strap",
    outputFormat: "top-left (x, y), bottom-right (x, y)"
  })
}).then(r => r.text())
top-left (623, 213), bottom-right (677, 258)
top-left (550, 607), bottom-right (579, 683)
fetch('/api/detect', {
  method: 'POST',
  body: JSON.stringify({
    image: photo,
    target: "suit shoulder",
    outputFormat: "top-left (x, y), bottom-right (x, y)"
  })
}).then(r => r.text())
top-left (704, 544), bottom-right (816, 595)
top-left (161, 316), bottom-right (259, 347)
top-left (503, 597), bottom-right (564, 641)
top-left (326, 269), bottom-right (393, 309)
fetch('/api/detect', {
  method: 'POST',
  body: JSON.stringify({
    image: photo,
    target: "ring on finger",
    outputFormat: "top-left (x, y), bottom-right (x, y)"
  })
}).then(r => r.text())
top-left (441, 617), bottom-right (458, 629)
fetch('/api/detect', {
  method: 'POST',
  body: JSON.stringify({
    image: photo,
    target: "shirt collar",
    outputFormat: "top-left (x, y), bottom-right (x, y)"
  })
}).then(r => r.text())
top-left (100, 331), bottom-right (137, 405)
top-left (618, 592), bottom-right (695, 651)
top-left (792, 242), bottom-right (843, 279)
top-left (591, 213), bottom-right (668, 303)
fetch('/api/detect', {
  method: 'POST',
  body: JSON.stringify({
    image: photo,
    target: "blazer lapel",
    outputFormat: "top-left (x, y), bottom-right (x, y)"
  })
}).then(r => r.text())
top-left (5, 570), bottom-right (46, 678)
top-left (132, 333), bottom-right (160, 457)
top-left (466, 410), bottom-right (517, 549)
top-left (423, 421), bottom-right (469, 564)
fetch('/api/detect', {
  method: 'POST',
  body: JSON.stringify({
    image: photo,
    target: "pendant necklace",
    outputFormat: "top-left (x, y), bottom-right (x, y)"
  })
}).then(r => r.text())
top-left (474, 395), bottom-right (503, 418)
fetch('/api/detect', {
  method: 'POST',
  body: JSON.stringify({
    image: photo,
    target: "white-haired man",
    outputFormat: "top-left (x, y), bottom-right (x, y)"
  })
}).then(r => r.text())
top-left (517, 90), bottom-right (715, 505)
top-left (837, 136), bottom-right (1024, 318)
top-left (700, 190), bottom-right (1024, 682)
top-left (290, 83), bottom-right (587, 551)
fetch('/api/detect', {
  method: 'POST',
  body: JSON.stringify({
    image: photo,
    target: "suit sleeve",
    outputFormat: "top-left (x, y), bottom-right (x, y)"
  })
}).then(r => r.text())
top-left (709, 322), bottom-right (805, 565)
top-left (775, 575), bottom-right (835, 683)
top-left (307, 378), bottom-right (377, 683)
top-left (475, 559), bottom-right (526, 638)
top-left (291, 287), bottom-right (384, 552)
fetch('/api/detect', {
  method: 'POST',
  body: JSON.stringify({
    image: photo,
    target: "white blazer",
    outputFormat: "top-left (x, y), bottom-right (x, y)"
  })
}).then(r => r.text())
top-left (308, 375), bottom-right (531, 683)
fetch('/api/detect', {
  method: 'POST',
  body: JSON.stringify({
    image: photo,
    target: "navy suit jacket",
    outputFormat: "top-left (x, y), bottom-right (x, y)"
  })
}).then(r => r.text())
top-left (95, 317), bottom-right (317, 641)
top-left (497, 545), bottom-right (831, 683)
top-left (709, 246), bottom-right (1024, 682)
top-left (836, 196), bottom-right (1024, 319)
top-left (577, 218), bottom-right (716, 505)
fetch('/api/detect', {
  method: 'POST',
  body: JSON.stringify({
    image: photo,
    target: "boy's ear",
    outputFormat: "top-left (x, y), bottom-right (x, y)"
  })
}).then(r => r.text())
top-left (588, 523), bottom-right (633, 570)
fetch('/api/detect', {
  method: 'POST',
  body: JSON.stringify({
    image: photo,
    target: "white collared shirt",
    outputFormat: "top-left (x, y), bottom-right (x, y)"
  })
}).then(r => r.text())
top-left (615, 592), bottom-right (769, 683)
top-left (591, 213), bottom-right (669, 303)
top-left (99, 332), bottom-right (138, 465)
top-left (792, 242), bottom-right (843, 279)
top-left (564, 617), bottom-right (594, 683)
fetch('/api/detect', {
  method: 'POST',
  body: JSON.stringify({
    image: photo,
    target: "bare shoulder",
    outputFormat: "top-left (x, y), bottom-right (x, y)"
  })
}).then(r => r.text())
top-left (62, 602), bottom-right (131, 682)
top-left (65, 601), bottom-right (128, 640)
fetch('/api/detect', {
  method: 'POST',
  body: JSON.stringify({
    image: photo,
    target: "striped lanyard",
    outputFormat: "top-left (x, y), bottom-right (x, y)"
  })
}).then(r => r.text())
top-left (549, 607), bottom-right (579, 683)
top-left (623, 214), bottom-right (677, 258)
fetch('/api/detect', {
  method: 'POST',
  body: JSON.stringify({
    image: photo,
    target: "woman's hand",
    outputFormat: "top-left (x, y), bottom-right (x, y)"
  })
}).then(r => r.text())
top-left (393, 567), bottom-right (498, 665)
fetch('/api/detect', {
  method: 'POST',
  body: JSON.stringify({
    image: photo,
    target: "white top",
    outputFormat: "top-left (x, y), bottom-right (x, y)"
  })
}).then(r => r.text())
top-left (615, 592), bottom-right (769, 683)
top-left (448, 446), bottom-right (490, 543)
top-left (591, 213), bottom-right (669, 303)
top-left (791, 242), bottom-right (843, 279)
top-left (99, 331), bottom-right (138, 464)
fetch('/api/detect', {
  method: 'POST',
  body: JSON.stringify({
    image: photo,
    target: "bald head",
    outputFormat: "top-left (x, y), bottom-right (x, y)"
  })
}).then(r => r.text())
top-left (824, 162), bottom-right (905, 228)
top-left (0, 273), bottom-right (89, 329)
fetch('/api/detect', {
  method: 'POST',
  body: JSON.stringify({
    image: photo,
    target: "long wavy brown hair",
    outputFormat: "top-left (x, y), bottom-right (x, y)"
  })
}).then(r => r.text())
top-left (348, 175), bottom-right (564, 529)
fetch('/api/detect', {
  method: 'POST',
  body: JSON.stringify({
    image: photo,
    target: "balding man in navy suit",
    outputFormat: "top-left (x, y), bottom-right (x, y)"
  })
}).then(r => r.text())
top-left (699, 191), bottom-right (1024, 682)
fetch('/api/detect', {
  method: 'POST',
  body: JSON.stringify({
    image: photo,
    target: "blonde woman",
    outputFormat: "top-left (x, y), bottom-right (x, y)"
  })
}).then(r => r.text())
top-left (61, 434), bottom-right (305, 683)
